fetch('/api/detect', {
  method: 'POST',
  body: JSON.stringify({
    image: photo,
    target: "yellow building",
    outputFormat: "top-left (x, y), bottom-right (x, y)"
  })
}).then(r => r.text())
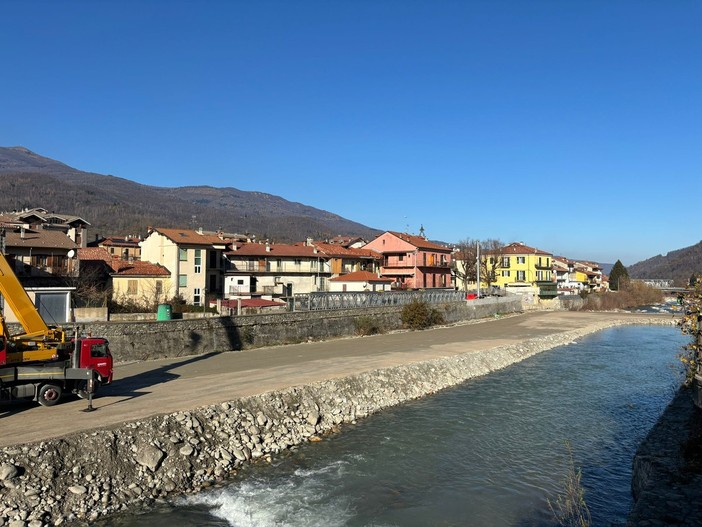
top-left (483, 242), bottom-right (556, 298)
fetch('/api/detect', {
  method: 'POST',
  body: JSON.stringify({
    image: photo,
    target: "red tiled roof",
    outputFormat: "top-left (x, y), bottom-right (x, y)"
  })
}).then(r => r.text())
top-left (111, 260), bottom-right (170, 277)
top-left (79, 247), bottom-right (169, 276)
top-left (78, 247), bottom-right (113, 264)
top-left (312, 243), bottom-right (381, 260)
top-left (100, 236), bottom-right (141, 247)
top-left (487, 242), bottom-right (552, 256)
top-left (228, 243), bottom-right (321, 258)
top-left (330, 271), bottom-right (393, 282)
top-left (384, 231), bottom-right (451, 252)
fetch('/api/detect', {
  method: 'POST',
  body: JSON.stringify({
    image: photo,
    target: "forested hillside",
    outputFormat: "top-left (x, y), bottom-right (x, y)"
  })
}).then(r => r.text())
top-left (0, 147), bottom-right (380, 241)
top-left (628, 241), bottom-right (702, 286)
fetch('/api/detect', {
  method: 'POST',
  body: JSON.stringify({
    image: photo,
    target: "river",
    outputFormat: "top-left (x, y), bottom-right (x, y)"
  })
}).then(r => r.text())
top-left (101, 325), bottom-right (686, 527)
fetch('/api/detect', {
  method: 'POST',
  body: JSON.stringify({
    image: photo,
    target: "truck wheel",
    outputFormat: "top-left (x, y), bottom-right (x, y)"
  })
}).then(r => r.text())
top-left (37, 384), bottom-right (63, 407)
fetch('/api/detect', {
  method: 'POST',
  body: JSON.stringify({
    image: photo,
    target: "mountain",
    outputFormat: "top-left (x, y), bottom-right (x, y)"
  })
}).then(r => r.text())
top-left (0, 146), bottom-right (381, 242)
top-left (628, 241), bottom-right (702, 286)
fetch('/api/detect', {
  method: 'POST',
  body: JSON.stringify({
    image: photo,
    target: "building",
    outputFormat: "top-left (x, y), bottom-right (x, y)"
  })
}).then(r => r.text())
top-left (0, 226), bottom-right (79, 278)
top-left (363, 231), bottom-right (453, 290)
top-left (89, 235), bottom-right (142, 261)
top-left (139, 227), bottom-right (230, 305)
top-left (224, 241), bottom-right (329, 298)
top-left (485, 242), bottom-right (556, 298)
top-left (309, 241), bottom-right (380, 276)
top-left (552, 257), bottom-right (583, 295)
top-left (224, 239), bottom-right (382, 299)
top-left (78, 247), bottom-right (171, 308)
top-left (0, 207), bottom-right (90, 248)
top-left (328, 270), bottom-right (394, 292)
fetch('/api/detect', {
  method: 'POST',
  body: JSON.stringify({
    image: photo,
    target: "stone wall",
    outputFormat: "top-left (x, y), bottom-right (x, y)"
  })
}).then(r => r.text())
top-left (627, 387), bottom-right (702, 526)
top-left (76, 296), bottom-right (522, 363)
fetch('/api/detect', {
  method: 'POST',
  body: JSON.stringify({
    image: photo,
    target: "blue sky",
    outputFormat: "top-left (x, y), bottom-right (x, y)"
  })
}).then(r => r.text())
top-left (2, 1), bottom-right (700, 265)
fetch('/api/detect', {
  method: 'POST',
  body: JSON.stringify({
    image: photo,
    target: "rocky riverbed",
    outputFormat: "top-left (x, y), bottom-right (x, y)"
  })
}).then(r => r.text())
top-left (0, 316), bottom-right (677, 526)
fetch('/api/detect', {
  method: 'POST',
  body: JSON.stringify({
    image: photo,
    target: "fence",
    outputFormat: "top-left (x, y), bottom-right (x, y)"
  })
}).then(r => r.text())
top-left (289, 289), bottom-right (466, 311)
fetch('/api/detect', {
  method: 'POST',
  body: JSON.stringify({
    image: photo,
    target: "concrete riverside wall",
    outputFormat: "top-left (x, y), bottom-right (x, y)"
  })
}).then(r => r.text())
top-left (0, 316), bottom-right (670, 526)
top-left (70, 296), bottom-right (522, 363)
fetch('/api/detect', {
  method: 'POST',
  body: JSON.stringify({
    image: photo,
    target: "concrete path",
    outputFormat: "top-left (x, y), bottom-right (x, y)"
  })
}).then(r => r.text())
top-left (0, 311), bottom-right (671, 448)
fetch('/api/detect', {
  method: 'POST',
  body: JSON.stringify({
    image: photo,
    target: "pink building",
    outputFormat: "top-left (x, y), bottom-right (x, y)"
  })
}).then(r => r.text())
top-left (363, 231), bottom-right (453, 290)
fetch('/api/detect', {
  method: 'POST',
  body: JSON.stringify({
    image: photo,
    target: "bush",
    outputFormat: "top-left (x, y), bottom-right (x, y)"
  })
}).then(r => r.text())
top-left (580, 281), bottom-right (664, 311)
top-left (353, 316), bottom-right (383, 336)
top-left (400, 299), bottom-right (445, 330)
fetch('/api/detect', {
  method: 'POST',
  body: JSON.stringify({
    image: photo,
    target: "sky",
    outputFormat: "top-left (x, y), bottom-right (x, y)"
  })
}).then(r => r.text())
top-left (1, 1), bottom-right (700, 265)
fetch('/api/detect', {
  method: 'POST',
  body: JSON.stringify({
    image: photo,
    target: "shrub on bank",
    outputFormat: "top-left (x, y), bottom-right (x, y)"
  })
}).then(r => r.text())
top-left (580, 281), bottom-right (664, 311)
top-left (353, 316), bottom-right (384, 336)
top-left (400, 299), bottom-right (445, 330)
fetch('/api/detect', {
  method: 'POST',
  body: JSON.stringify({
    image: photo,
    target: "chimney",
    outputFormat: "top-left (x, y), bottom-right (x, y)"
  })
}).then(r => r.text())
top-left (20, 227), bottom-right (25, 239)
top-left (306, 237), bottom-right (313, 247)
top-left (265, 242), bottom-right (271, 252)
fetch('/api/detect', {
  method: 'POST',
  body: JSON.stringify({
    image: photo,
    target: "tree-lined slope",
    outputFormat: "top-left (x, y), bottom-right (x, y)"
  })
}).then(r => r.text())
top-left (0, 147), bottom-right (380, 241)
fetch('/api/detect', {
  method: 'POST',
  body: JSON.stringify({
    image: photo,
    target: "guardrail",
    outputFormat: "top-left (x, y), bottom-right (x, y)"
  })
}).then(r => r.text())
top-left (289, 289), bottom-right (466, 311)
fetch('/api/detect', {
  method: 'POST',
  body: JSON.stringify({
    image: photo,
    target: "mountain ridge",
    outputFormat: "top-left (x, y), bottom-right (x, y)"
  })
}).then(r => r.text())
top-left (0, 146), bottom-right (381, 242)
top-left (628, 240), bottom-right (702, 286)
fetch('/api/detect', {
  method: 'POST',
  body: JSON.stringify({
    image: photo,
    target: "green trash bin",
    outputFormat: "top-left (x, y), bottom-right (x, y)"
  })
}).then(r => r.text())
top-left (157, 303), bottom-right (172, 321)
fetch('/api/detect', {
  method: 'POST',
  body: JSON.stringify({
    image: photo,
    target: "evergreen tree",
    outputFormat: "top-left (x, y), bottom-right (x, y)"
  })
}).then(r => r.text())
top-left (609, 260), bottom-right (629, 291)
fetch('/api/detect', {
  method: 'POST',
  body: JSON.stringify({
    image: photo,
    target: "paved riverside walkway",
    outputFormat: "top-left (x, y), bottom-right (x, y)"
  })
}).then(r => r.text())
top-left (0, 310), bottom-right (671, 448)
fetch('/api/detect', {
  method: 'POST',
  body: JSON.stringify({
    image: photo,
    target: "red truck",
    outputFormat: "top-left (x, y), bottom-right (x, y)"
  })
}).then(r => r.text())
top-left (0, 251), bottom-right (113, 406)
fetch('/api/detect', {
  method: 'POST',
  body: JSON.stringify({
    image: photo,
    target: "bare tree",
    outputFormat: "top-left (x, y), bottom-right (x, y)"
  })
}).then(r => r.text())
top-left (453, 238), bottom-right (479, 291)
top-left (479, 239), bottom-right (507, 290)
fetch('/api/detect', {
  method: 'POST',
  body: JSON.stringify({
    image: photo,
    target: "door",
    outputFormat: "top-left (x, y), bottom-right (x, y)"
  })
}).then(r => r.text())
top-left (35, 293), bottom-right (68, 324)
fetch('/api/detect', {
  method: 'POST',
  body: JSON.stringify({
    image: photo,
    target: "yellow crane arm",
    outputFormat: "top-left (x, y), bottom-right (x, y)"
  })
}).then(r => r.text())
top-left (0, 253), bottom-right (51, 338)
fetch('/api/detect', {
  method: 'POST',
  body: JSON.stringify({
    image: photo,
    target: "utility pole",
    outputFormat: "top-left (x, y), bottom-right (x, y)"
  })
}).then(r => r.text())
top-left (696, 313), bottom-right (702, 409)
top-left (476, 241), bottom-right (480, 298)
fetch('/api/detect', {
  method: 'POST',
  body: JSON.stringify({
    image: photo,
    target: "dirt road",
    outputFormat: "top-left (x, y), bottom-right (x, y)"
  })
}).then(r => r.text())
top-left (0, 311), bottom-right (672, 448)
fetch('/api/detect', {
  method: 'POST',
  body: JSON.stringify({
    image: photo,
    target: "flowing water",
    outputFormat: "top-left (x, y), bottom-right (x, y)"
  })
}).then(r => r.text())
top-left (102, 325), bottom-right (686, 527)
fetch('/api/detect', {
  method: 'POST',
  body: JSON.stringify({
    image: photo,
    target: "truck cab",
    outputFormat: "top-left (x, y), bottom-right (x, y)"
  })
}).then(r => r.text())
top-left (74, 337), bottom-right (114, 384)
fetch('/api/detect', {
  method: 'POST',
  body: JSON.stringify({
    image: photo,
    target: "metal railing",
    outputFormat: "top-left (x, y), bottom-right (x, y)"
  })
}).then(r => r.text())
top-left (290, 289), bottom-right (465, 311)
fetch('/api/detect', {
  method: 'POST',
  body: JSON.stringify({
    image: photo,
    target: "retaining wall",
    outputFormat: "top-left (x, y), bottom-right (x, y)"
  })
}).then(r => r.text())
top-left (74, 296), bottom-right (522, 363)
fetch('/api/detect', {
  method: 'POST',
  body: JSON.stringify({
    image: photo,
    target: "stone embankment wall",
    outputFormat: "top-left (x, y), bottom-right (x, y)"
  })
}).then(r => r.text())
top-left (0, 316), bottom-right (673, 527)
top-left (627, 387), bottom-right (702, 526)
top-left (75, 296), bottom-right (522, 363)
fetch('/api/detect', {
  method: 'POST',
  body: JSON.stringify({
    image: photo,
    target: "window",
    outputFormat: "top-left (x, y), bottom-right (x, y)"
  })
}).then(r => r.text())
top-left (155, 280), bottom-right (163, 297)
top-left (237, 279), bottom-right (244, 285)
top-left (194, 249), bottom-right (202, 273)
top-left (399, 254), bottom-right (404, 262)
top-left (502, 270), bottom-right (510, 277)
top-left (502, 256), bottom-right (510, 267)
top-left (517, 271), bottom-right (526, 281)
top-left (179, 248), bottom-right (188, 261)
top-left (295, 259), bottom-right (302, 268)
top-left (178, 274), bottom-right (187, 287)
top-left (517, 256), bottom-right (525, 264)
top-left (193, 287), bottom-right (201, 306)
top-left (276, 259), bottom-right (282, 271)
top-left (90, 342), bottom-right (110, 358)
top-left (311, 259), bottom-right (319, 271)
top-left (127, 280), bottom-right (138, 295)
